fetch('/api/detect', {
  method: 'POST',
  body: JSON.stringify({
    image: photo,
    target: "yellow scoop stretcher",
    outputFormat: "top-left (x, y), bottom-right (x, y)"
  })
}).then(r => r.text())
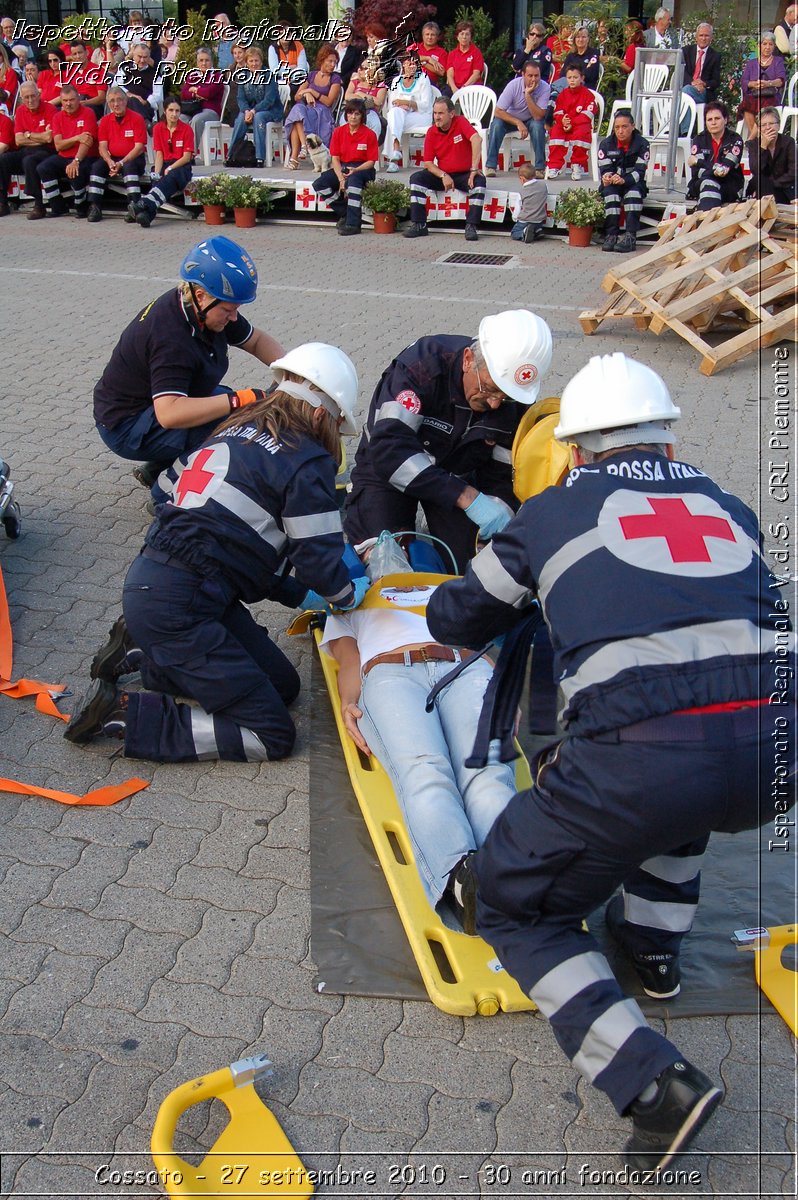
top-left (733, 924), bottom-right (798, 1035)
top-left (289, 576), bottom-right (535, 1017)
top-left (151, 1054), bottom-right (314, 1197)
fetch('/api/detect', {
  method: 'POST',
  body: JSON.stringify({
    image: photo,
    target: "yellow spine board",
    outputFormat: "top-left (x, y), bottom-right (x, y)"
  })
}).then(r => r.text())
top-left (151, 1063), bottom-right (314, 1197)
top-left (313, 626), bottom-right (535, 1017)
top-left (754, 925), bottom-right (798, 1036)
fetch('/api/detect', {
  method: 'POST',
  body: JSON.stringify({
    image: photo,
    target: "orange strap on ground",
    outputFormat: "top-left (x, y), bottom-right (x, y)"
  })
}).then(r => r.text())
top-left (0, 562), bottom-right (68, 720)
top-left (0, 776), bottom-right (150, 806)
top-left (0, 563), bottom-right (148, 807)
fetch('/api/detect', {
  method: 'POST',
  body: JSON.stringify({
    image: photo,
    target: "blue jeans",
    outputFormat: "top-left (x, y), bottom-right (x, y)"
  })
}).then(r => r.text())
top-left (357, 657), bottom-right (516, 906)
top-left (230, 107), bottom-right (283, 161)
top-left (486, 115), bottom-right (545, 170)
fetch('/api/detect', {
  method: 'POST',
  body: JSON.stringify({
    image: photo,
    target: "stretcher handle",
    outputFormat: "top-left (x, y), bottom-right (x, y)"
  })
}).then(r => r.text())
top-left (152, 1056), bottom-right (273, 1169)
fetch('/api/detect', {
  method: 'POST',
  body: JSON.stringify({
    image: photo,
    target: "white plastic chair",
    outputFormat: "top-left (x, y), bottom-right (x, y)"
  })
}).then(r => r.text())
top-left (779, 105), bottom-right (798, 137)
top-left (641, 91), bottom-right (697, 184)
top-left (608, 63), bottom-right (670, 128)
top-left (787, 69), bottom-right (797, 108)
top-left (452, 84), bottom-right (497, 168)
top-left (587, 88), bottom-right (605, 181)
top-left (199, 83), bottom-right (231, 166)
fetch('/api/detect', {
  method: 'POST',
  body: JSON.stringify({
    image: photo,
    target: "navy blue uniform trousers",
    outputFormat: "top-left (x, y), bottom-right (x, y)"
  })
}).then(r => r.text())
top-left (475, 708), bottom-right (782, 1115)
top-left (121, 552), bottom-right (300, 762)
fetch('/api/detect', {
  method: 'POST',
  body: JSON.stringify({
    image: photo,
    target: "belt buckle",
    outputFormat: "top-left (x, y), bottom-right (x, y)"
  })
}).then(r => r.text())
top-left (419, 645), bottom-right (437, 663)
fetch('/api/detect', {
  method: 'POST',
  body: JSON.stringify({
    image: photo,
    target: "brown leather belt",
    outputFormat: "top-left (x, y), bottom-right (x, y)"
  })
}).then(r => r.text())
top-left (362, 644), bottom-right (464, 678)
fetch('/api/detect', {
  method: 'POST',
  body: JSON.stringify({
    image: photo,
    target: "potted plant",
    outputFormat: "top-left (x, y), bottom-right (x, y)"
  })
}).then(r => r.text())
top-left (223, 175), bottom-right (274, 229)
top-left (362, 178), bottom-right (411, 234)
top-left (193, 174), bottom-right (229, 226)
top-left (554, 187), bottom-right (606, 247)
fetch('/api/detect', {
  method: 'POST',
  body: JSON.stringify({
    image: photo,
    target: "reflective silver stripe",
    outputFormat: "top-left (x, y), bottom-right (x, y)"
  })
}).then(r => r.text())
top-left (190, 709), bottom-right (219, 760)
top-left (210, 480), bottom-right (287, 551)
top-left (532, 951), bottom-right (615, 1018)
top-left (572, 999), bottom-right (649, 1083)
top-left (156, 469), bottom-right (175, 497)
top-left (375, 400), bottom-right (423, 431)
top-left (240, 728), bottom-right (269, 762)
top-left (282, 510), bottom-right (342, 539)
top-left (471, 544), bottom-right (532, 609)
top-left (637, 853), bottom-right (705, 884)
top-left (326, 582), bottom-right (354, 604)
top-left (625, 895), bottom-right (697, 932)
top-left (560, 620), bottom-right (792, 710)
top-left (537, 528), bottom-right (603, 609)
top-left (389, 452), bottom-right (434, 492)
top-left (491, 445), bottom-right (512, 464)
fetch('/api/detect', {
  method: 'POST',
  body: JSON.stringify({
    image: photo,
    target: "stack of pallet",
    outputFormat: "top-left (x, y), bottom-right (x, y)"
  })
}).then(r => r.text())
top-left (579, 198), bottom-right (797, 376)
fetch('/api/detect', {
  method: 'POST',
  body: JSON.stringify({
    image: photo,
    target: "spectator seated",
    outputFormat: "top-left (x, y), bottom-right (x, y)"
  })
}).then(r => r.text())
top-left (597, 109), bottom-right (650, 254)
top-left (36, 85), bottom-right (97, 216)
top-left (312, 98), bottom-right (377, 235)
top-left (113, 42), bottom-right (163, 127)
top-left (86, 87), bottom-right (147, 222)
top-left (343, 59), bottom-right (387, 144)
top-left (130, 95), bottom-right (195, 227)
top-left (226, 46), bottom-right (283, 167)
top-left (546, 65), bottom-right (598, 180)
top-left (687, 101), bottom-right (744, 210)
top-left (485, 62), bottom-right (549, 178)
top-left (180, 47), bottom-right (226, 145)
top-left (404, 95), bottom-right (486, 243)
top-left (283, 43), bottom-right (342, 168)
top-left (384, 52), bottom-right (433, 170)
top-left (745, 105), bottom-right (796, 203)
top-left (0, 81), bottom-right (55, 217)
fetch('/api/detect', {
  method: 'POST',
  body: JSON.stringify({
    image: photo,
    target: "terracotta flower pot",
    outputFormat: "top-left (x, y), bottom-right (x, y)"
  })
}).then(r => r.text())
top-left (567, 223), bottom-right (593, 247)
top-left (233, 206), bottom-right (257, 228)
top-left (203, 204), bottom-right (226, 225)
top-left (372, 211), bottom-right (397, 234)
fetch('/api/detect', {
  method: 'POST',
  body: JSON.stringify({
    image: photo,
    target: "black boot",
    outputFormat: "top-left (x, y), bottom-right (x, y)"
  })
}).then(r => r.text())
top-left (64, 680), bottom-right (128, 744)
top-left (90, 615), bottom-right (142, 682)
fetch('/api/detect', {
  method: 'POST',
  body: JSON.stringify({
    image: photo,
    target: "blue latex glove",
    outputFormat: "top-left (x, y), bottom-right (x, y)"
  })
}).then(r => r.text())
top-left (334, 574), bottom-right (370, 612)
top-left (464, 492), bottom-right (514, 540)
top-left (300, 590), bottom-right (333, 614)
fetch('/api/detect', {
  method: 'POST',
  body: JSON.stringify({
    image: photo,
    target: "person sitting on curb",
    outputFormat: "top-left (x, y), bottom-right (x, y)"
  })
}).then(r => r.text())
top-left (321, 533), bottom-right (516, 928)
top-left (85, 86), bottom-right (147, 223)
top-left (312, 97), bottom-right (377, 236)
top-left (129, 96), bottom-right (194, 228)
top-left (404, 95), bottom-right (485, 242)
top-left (597, 108), bottom-right (650, 253)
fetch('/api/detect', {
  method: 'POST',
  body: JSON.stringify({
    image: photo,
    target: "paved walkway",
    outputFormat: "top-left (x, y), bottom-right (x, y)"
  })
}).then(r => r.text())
top-left (0, 211), bottom-right (793, 1199)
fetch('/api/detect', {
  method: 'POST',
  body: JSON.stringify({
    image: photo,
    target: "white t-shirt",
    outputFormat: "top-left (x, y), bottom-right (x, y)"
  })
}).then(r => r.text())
top-left (320, 582), bottom-right (441, 666)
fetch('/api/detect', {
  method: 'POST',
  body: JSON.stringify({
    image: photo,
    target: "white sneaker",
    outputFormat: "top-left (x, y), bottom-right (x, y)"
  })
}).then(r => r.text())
top-left (571, 164), bottom-right (584, 180)
top-left (485, 167), bottom-right (496, 177)
top-left (547, 167), bottom-right (561, 178)
top-left (386, 161), bottom-right (400, 173)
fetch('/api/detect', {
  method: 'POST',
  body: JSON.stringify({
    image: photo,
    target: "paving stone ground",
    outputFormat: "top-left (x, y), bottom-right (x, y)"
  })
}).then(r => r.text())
top-left (0, 210), bottom-right (794, 1200)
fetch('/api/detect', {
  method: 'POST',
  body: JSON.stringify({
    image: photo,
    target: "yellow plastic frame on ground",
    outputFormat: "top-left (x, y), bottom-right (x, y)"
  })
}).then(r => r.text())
top-left (306, 619), bottom-right (535, 1017)
top-left (151, 1055), bottom-right (313, 1197)
top-left (755, 925), bottom-right (798, 1036)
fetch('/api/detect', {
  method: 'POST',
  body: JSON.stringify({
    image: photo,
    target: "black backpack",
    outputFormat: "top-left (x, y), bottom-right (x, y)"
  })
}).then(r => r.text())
top-left (226, 139), bottom-right (257, 168)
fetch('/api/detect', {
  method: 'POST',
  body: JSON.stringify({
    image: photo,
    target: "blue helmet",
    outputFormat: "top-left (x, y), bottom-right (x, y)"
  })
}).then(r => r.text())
top-left (179, 236), bottom-right (258, 304)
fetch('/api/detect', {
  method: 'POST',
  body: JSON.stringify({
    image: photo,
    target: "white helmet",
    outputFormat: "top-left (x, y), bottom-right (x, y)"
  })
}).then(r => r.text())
top-left (555, 354), bottom-right (681, 452)
top-left (478, 310), bottom-right (553, 405)
top-left (270, 343), bottom-right (359, 435)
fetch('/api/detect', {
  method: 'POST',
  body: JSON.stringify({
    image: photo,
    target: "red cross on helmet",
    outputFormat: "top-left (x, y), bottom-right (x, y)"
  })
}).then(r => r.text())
top-left (477, 310), bottom-right (553, 404)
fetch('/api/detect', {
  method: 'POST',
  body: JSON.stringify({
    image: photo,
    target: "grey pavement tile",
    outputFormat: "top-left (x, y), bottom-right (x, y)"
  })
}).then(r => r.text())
top-left (171, 862), bottom-right (284, 916)
top-left (708, 1153), bottom-right (792, 1197)
top-left (252, 1004), bottom-right (339, 1106)
top-left (3, 949), bottom-right (105, 1039)
top-left (92, 882), bottom-right (208, 936)
top-left (118, 822), bottom-right (205, 890)
top-left (317, 997), bottom-right (403, 1074)
top-left (139, 976), bottom-right (265, 1042)
top-left (82, 925), bottom-right (187, 1012)
top-left (294, 1060), bottom-right (433, 1135)
top-left (127, 778), bottom-right (223, 830)
top-left (0, 861), bottom-right (60, 934)
top-left (0, 1088), bottom-right (70, 1154)
top-left (246, 883), bottom-right (311, 963)
top-left (168, 906), bottom-right (260, 990)
top-left (225, 955), bottom-right (342, 1015)
top-left (498, 1061), bottom-right (580, 1155)
top-left (191, 808), bottom-right (273, 871)
top-left (4, 935), bottom-right (50, 983)
top-left (381, 1030), bottom-right (515, 1103)
top-left (0, 1030), bottom-right (100, 1103)
top-left (55, 1001), bottom-right (184, 1073)
top-left (396, 999), bottom-right (464, 1043)
top-left (13, 904), bottom-right (130, 960)
top-left (52, 805), bottom-right (160, 849)
top-left (49, 1057), bottom-right (162, 1152)
top-left (241, 842), bottom-right (311, 889)
top-left (135, 1032), bottom-right (246, 1134)
top-left (0, 825), bottom-right (85, 871)
top-left (3, 1154), bottom-right (103, 1199)
top-left (244, 790), bottom-right (310, 852)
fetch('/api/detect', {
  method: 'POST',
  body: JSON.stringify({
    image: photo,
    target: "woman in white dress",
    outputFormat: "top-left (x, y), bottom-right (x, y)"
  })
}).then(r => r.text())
top-left (384, 52), bottom-right (434, 171)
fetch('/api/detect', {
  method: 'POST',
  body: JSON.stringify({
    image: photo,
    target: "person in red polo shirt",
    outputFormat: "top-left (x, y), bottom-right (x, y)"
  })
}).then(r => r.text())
top-left (404, 94), bottom-right (485, 241)
top-left (406, 22), bottom-right (448, 91)
top-left (0, 80), bottom-right (54, 217)
top-left (63, 41), bottom-right (107, 115)
top-left (86, 86), bottom-right (146, 222)
top-left (37, 84), bottom-right (97, 217)
top-left (445, 20), bottom-right (484, 92)
top-left (312, 97), bottom-right (378, 236)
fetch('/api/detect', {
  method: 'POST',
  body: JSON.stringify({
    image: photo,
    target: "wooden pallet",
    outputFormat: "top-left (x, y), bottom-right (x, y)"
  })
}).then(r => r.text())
top-left (580, 198), bottom-right (798, 375)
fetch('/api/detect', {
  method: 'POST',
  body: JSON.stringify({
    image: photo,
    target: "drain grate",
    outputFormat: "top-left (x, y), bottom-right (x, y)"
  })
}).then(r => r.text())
top-left (438, 251), bottom-right (517, 268)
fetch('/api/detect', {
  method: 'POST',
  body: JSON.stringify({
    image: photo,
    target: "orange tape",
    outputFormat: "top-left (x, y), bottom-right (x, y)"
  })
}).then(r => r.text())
top-left (0, 563), bottom-right (148, 806)
top-left (0, 776), bottom-right (150, 807)
top-left (0, 562), bottom-right (67, 720)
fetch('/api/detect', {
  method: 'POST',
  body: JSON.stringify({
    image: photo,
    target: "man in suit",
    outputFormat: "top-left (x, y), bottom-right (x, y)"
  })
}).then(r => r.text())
top-left (682, 24), bottom-right (721, 107)
top-left (644, 8), bottom-right (673, 49)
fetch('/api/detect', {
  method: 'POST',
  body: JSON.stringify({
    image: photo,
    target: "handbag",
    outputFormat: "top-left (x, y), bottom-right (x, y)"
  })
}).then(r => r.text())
top-left (181, 98), bottom-right (202, 116)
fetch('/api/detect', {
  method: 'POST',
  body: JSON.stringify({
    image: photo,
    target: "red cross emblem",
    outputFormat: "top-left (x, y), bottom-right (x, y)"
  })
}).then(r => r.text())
top-left (438, 194), bottom-right (457, 217)
top-left (597, 488), bottom-right (751, 578)
top-left (483, 195), bottom-right (505, 220)
top-left (175, 448), bottom-right (216, 506)
top-left (619, 497), bottom-right (735, 563)
top-left (514, 363), bottom-right (538, 386)
top-left (512, 152), bottom-right (531, 167)
top-left (411, 148), bottom-right (424, 165)
top-left (295, 187), bottom-right (315, 209)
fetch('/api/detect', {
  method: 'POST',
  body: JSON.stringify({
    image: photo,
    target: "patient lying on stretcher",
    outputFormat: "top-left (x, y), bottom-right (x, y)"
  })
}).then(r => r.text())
top-left (320, 535), bottom-right (515, 932)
